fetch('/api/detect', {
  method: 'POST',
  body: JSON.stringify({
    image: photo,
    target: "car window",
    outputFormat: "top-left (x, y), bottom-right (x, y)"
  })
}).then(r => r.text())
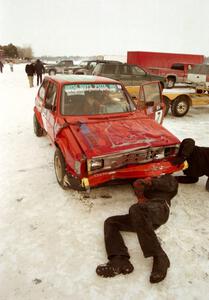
top-left (102, 64), bottom-right (117, 74)
top-left (199, 64), bottom-right (209, 75)
top-left (88, 62), bottom-right (97, 69)
top-left (143, 83), bottom-right (161, 105)
top-left (45, 82), bottom-right (57, 108)
top-left (38, 79), bottom-right (48, 101)
top-left (61, 83), bottom-right (136, 115)
top-left (189, 64), bottom-right (202, 74)
top-left (118, 65), bottom-right (132, 75)
top-left (131, 66), bottom-right (146, 75)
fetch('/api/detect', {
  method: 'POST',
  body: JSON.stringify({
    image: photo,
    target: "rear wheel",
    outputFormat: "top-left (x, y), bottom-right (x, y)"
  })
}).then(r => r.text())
top-left (171, 96), bottom-right (190, 117)
top-left (33, 113), bottom-right (44, 137)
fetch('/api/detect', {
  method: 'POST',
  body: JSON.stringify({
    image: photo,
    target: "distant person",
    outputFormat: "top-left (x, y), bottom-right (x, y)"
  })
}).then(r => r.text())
top-left (34, 59), bottom-right (45, 86)
top-left (96, 174), bottom-right (178, 284)
top-left (9, 61), bottom-right (13, 72)
top-left (0, 60), bottom-right (3, 73)
top-left (25, 62), bottom-right (35, 88)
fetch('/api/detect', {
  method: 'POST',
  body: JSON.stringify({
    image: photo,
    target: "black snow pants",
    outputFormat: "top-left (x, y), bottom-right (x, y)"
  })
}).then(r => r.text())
top-left (104, 201), bottom-right (170, 259)
top-left (37, 73), bottom-right (43, 85)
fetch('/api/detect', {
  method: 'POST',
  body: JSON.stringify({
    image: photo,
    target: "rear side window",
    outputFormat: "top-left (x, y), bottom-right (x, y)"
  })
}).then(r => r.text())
top-left (45, 82), bottom-right (57, 108)
top-left (38, 79), bottom-right (48, 101)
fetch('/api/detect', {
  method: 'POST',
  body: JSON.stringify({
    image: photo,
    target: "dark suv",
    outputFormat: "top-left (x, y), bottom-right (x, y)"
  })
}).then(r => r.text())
top-left (70, 60), bottom-right (123, 75)
top-left (92, 63), bottom-right (165, 88)
top-left (45, 60), bottom-right (74, 75)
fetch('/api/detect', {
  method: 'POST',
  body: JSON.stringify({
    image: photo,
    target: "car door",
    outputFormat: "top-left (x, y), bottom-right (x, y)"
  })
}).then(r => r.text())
top-left (137, 82), bottom-right (164, 124)
top-left (42, 82), bottom-right (58, 140)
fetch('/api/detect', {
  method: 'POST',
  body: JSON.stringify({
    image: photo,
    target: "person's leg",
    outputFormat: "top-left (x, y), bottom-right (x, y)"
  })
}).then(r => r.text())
top-left (28, 76), bottom-right (32, 88)
top-left (40, 73), bottom-right (42, 84)
top-left (129, 203), bottom-right (170, 283)
top-left (96, 214), bottom-right (134, 277)
top-left (175, 175), bottom-right (199, 184)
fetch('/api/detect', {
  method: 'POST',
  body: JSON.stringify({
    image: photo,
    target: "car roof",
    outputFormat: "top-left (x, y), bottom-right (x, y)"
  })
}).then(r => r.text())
top-left (45, 74), bottom-right (121, 84)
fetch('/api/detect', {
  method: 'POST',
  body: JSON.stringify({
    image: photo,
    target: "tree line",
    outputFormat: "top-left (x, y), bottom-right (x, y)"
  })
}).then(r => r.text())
top-left (0, 43), bottom-right (33, 59)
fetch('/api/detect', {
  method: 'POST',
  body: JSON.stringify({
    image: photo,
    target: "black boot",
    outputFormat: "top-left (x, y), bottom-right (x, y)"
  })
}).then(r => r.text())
top-left (96, 256), bottom-right (134, 278)
top-left (150, 252), bottom-right (170, 283)
top-left (206, 178), bottom-right (209, 192)
top-left (175, 175), bottom-right (199, 184)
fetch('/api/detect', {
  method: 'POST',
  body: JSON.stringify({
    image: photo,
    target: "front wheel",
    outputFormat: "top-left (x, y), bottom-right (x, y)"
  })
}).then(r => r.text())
top-left (54, 148), bottom-right (69, 189)
top-left (171, 96), bottom-right (190, 117)
top-left (33, 113), bottom-right (44, 137)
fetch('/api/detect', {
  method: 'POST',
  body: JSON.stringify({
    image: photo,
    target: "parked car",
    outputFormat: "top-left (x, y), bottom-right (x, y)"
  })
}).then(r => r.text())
top-left (187, 64), bottom-right (209, 92)
top-left (33, 75), bottom-right (182, 190)
top-left (44, 60), bottom-right (74, 75)
top-left (92, 63), bottom-right (165, 89)
top-left (68, 59), bottom-right (123, 75)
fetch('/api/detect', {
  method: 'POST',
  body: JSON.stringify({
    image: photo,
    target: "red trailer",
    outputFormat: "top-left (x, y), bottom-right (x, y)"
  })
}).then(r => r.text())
top-left (127, 51), bottom-right (205, 88)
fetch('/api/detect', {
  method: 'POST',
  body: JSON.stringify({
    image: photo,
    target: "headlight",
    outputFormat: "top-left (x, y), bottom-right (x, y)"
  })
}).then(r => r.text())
top-left (88, 159), bottom-right (104, 171)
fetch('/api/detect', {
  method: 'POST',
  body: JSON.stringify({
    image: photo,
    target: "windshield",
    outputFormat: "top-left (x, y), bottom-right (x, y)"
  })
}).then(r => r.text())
top-left (61, 83), bottom-right (135, 115)
top-left (79, 61), bottom-right (88, 67)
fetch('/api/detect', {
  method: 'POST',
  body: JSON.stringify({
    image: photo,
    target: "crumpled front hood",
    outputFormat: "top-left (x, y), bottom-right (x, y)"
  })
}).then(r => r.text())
top-left (67, 114), bottom-right (179, 158)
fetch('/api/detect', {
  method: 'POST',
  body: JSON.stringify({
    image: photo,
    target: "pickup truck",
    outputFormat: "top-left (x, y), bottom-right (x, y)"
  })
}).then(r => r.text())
top-left (44, 60), bottom-right (74, 75)
top-left (148, 63), bottom-right (194, 88)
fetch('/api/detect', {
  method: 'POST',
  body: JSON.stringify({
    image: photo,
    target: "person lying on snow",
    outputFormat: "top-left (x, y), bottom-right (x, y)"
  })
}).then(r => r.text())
top-left (172, 138), bottom-right (209, 191)
top-left (96, 174), bottom-right (178, 283)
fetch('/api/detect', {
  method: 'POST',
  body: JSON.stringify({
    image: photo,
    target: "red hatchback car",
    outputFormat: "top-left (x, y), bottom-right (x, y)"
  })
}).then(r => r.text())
top-left (33, 75), bottom-right (182, 190)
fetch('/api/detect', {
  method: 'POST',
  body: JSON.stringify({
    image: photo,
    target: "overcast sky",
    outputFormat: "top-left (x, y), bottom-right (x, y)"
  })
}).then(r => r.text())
top-left (1, 0), bottom-right (209, 57)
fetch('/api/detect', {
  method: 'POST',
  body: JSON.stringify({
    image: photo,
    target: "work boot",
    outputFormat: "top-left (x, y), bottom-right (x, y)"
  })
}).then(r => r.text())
top-left (175, 175), bottom-right (199, 184)
top-left (206, 178), bottom-right (209, 192)
top-left (150, 252), bottom-right (170, 284)
top-left (96, 256), bottom-right (134, 278)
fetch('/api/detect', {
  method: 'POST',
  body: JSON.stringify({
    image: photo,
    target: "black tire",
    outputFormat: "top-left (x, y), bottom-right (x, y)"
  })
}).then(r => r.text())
top-left (54, 148), bottom-right (69, 190)
top-left (166, 77), bottom-right (176, 89)
top-left (54, 148), bottom-right (85, 190)
top-left (33, 113), bottom-right (44, 137)
top-left (171, 96), bottom-right (190, 117)
top-left (49, 69), bottom-right (56, 75)
top-left (162, 96), bottom-right (170, 116)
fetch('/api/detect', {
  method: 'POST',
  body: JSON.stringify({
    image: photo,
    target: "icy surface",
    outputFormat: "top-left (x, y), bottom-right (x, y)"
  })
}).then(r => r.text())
top-left (0, 64), bottom-right (209, 300)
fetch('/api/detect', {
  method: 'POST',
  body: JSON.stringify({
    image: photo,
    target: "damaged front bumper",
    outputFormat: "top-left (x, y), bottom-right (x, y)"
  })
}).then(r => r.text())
top-left (84, 159), bottom-right (183, 188)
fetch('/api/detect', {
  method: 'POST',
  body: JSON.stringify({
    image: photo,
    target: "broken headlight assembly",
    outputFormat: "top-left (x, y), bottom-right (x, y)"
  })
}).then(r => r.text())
top-left (87, 158), bottom-right (104, 172)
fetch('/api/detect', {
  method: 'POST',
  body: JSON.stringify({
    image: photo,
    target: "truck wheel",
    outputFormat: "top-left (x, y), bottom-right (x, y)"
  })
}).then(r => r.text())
top-left (33, 113), bottom-right (44, 137)
top-left (54, 148), bottom-right (69, 190)
top-left (166, 77), bottom-right (176, 89)
top-left (171, 96), bottom-right (190, 117)
top-left (49, 69), bottom-right (56, 75)
top-left (162, 96), bottom-right (170, 116)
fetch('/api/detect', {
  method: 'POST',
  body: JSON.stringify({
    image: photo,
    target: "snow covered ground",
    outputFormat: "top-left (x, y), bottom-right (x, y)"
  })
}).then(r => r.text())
top-left (0, 64), bottom-right (209, 300)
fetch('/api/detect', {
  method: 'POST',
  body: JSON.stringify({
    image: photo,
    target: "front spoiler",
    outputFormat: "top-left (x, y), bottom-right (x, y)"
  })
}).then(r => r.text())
top-left (86, 160), bottom-right (183, 188)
